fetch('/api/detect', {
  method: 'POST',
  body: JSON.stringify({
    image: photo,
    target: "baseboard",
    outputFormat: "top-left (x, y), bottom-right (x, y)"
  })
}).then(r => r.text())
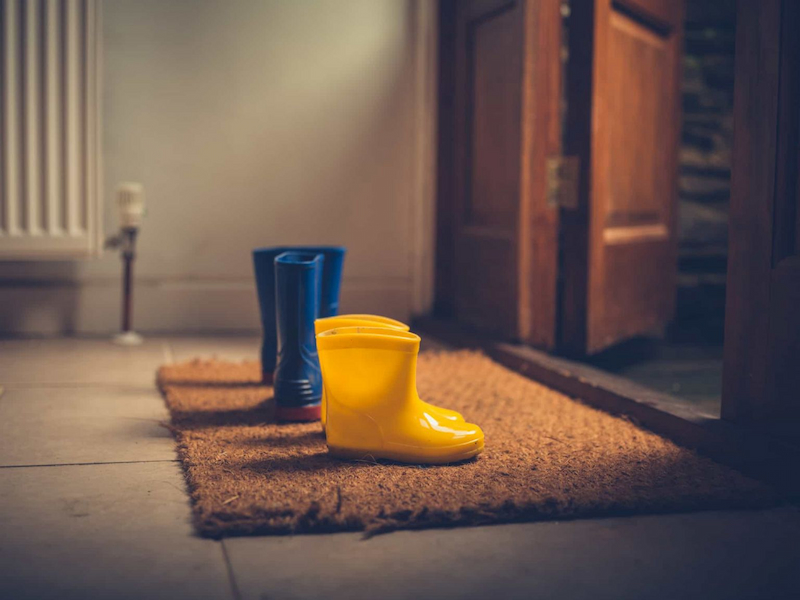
top-left (0, 278), bottom-right (411, 335)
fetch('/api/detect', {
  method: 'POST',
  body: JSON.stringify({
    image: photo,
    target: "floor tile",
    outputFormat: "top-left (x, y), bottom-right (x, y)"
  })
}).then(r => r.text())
top-left (0, 386), bottom-right (174, 467)
top-left (0, 462), bottom-right (233, 600)
top-left (167, 335), bottom-right (260, 364)
top-left (225, 508), bottom-right (800, 600)
top-left (0, 338), bottom-right (168, 387)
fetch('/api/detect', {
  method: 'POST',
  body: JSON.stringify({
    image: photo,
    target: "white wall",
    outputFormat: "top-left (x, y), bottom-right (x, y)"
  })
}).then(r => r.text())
top-left (0, 0), bottom-right (436, 335)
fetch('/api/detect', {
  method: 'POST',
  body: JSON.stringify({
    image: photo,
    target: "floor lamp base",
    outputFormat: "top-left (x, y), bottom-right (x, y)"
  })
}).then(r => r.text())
top-left (113, 331), bottom-right (144, 346)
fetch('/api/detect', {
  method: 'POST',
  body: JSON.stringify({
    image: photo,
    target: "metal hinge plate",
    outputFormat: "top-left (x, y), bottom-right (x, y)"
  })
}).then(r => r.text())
top-left (546, 155), bottom-right (580, 210)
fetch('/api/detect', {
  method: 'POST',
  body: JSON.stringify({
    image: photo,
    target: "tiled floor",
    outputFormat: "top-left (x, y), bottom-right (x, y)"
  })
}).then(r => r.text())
top-left (1, 336), bottom-right (799, 600)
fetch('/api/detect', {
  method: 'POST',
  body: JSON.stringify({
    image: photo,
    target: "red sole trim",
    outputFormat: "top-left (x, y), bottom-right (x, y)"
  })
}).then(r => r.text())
top-left (276, 404), bottom-right (321, 422)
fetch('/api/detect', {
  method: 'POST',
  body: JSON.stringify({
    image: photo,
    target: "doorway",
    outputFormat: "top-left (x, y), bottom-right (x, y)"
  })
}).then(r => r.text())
top-left (581, 0), bottom-right (736, 417)
top-left (434, 0), bottom-right (799, 425)
top-left (431, 0), bottom-right (799, 498)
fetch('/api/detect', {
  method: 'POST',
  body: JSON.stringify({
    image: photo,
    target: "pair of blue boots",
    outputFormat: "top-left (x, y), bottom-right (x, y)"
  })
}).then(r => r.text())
top-left (252, 246), bottom-right (346, 422)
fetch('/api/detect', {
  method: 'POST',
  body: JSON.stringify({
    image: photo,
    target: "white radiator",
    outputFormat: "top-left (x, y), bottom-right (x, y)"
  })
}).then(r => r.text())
top-left (0, 0), bottom-right (101, 259)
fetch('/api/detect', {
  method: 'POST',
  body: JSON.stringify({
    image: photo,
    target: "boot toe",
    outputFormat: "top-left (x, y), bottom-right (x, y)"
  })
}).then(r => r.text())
top-left (384, 420), bottom-right (484, 464)
top-left (424, 401), bottom-right (465, 423)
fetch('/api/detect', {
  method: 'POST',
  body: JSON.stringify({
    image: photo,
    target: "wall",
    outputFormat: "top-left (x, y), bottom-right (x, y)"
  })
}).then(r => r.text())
top-left (672, 0), bottom-right (736, 343)
top-left (678, 0), bottom-right (735, 259)
top-left (0, 0), bottom-right (435, 335)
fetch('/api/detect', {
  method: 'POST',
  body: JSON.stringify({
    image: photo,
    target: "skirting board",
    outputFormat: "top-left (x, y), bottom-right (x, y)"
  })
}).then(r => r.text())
top-left (0, 279), bottom-right (411, 335)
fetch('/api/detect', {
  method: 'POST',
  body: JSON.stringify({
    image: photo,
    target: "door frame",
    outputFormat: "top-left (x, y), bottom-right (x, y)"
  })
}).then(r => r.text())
top-left (722, 0), bottom-right (800, 424)
top-left (410, 0), bottom-right (440, 317)
top-left (408, 0), bottom-right (439, 316)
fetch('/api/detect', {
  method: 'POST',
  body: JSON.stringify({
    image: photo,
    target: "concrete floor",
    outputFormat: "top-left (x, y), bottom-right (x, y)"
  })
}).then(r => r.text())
top-left (1, 336), bottom-right (798, 600)
top-left (588, 340), bottom-right (724, 416)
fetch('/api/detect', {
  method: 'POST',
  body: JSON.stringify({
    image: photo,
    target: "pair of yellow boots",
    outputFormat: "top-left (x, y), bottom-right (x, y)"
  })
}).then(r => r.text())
top-left (314, 315), bottom-right (484, 464)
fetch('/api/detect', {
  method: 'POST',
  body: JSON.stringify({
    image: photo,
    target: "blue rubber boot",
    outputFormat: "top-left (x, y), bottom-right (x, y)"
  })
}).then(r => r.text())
top-left (252, 246), bottom-right (345, 383)
top-left (273, 252), bottom-right (324, 422)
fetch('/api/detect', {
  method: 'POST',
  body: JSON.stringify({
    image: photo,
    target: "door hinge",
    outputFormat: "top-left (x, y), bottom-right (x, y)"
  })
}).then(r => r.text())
top-left (546, 155), bottom-right (580, 210)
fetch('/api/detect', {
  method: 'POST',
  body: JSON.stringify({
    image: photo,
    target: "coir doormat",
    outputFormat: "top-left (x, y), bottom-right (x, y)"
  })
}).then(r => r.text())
top-left (157, 350), bottom-right (776, 538)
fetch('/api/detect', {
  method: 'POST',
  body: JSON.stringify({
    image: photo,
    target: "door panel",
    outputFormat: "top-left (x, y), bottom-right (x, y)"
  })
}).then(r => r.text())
top-left (606, 11), bottom-right (670, 230)
top-left (468, 6), bottom-right (521, 230)
top-left (563, 0), bottom-right (683, 354)
top-left (437, 0), bottom-right (562, 346)
top-left (455, 0), bottom-right (523, 336)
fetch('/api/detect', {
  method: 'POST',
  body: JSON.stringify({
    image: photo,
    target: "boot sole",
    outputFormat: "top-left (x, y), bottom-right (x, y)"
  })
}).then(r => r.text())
top-left (328, 438), bottom-right (484, 465)
top-left (276, 404), bottom-right (321, 422)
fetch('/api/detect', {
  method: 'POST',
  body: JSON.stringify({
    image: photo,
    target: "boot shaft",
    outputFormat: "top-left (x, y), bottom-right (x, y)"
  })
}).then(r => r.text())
top-left (314, 314), bottom-right (409, 337)
top-left (273, 252), bottom-right (323, 408)
top-left (317, 327), bottom-right (420, 414)
top-left (252, 245), bottom-right (345, 376)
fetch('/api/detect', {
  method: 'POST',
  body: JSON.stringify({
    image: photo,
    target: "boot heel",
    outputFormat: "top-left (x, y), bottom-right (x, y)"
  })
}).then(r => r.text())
top-left (276, 404), bottom-right (321, 422)
top-left (326, 445), bottom-right (377, 461)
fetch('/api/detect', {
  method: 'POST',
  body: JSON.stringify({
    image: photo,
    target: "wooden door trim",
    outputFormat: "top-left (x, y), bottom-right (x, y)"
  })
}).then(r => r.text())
top-left (410, 0), bottom-right (440, 317)
top-left (722, 0), bottom-right (781, 422)
top-left (722, 0), bottom-right (799, 422)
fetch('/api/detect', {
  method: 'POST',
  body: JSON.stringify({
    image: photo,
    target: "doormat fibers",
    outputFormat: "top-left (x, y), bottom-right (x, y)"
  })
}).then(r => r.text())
top-left (157, 350), bottom-right (776, 538)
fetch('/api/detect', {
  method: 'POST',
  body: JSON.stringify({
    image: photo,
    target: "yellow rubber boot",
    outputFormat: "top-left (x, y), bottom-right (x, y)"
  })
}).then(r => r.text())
top-left (314, 315), bottom-right (465, 432)
top-left (317, 326), bottom-right (484, 464)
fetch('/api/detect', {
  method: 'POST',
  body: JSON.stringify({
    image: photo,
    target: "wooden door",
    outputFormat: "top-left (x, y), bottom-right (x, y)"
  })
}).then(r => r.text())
top-left (563, 0), bottom-right (684, 354)
top-left (723, 0), bottom-right (800, 423)
top-left (436, 0), bottom-right (562, 348)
